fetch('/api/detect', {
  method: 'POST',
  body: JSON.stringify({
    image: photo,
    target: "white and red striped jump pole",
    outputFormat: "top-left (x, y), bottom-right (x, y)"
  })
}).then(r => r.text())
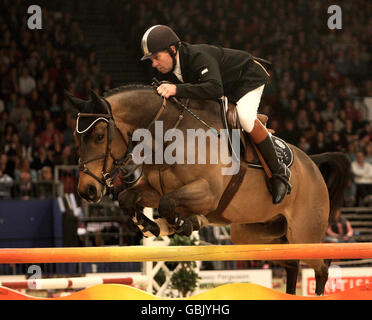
top-left (0, 275), bottom-right (149, 290)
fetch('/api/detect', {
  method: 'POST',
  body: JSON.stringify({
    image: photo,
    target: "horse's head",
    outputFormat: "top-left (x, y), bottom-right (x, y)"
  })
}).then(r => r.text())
top-left (66, 89), bottom-right (128, 203)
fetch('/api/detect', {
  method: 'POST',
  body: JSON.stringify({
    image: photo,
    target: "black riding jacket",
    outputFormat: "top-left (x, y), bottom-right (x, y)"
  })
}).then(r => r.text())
top-left (156, 42), bottom-right (270, 103)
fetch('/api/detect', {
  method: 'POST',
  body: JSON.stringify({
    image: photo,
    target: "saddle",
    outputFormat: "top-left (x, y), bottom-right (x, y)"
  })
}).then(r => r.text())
top-left (222, 98), bottom-right (293, 170)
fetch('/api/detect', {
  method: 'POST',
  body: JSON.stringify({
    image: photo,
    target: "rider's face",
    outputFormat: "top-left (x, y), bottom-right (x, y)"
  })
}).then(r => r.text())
top-left (150, 50), bottom-right (173, 73)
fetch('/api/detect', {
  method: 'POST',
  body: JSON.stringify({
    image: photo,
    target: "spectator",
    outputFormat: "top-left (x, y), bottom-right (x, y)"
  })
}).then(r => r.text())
top-left (101, 74), bottom-right (112, 93)
top-left (344, 77), bottom-right (359, 98)
top-left (324, 209), bottom-right (355, 243)
top-left (14, 171), bottom-right (35, 200)
top-left (333, 110), bottom-right (346, 133)
top-left (0, 168), bottom-right (13, 199)
top-left (18, 67), bottom-right (36, 96)
top-left (36, 165), bottom-right (55, 199)
top-left (310, 132), bottom-right (327, 154)
top-left (0, 154), bottom-right (8, 174)
top-left (295, 109), bottom-right (310, 133)
top-left (15, 157), bottom-right (37, 182)
top-left (346, 142), bottom-right (357, 162)
top-left (326, 132), bottom-right (346, 153)
top-left (340, 119), bottom-right (359, 145)
top-left (19, 120), bottom-right (36, 154)
top-left (364, 143), bottom-right (372, 165)
top-left (49, 92), bottom-right (62, 119)
top-left (323, 120), bottom-right (335, 145)
top-left (3, 132), bottom-right (23, 159)
top-left (287, 98), bottom-right (299, 119)
top-left (334, 50), bottom-right (351, 77)
top-left (298, 136), bottom-right (310, 154)
top-left (344, 100), bottom-right (362, 122)
top-left (2, 67), bottom-right (19, 98)
top-left (363, 80), bottom-right (372, 96)
top-left (0, 97), bottom-right (4, 114)
top-left (0, 111), bottom-right (9, 137)
top-left (320, 100), bottom-right (338, 123)
top-left (324, 63), bottom-right (343, 86)
top-left (16, 113), bottom-right (29, 136)
top-left (8, 96), bottom-right (32, 125)
top-left (278, 118), bottom-right (300, 145)
top-left (62, 112), bottom-right (76, 146)
top-left (351, 151), bottom-right (372, 205)
top-left (40, 122), bottom-right (63, 149)
top-left (55, 145), bottom-right (76, 166)
top-left (308, 110), bottom-right (324, 134)
top-left (39, 165), bottom-right (53, 182)
top-left (28, 89), bottom-right (45, 114)
top-left (31, 146), bottom-right (54, 171)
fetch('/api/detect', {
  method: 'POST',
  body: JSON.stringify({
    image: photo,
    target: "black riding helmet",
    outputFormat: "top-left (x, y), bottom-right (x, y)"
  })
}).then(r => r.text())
top-left (140, 25), bottom-right (180, 65)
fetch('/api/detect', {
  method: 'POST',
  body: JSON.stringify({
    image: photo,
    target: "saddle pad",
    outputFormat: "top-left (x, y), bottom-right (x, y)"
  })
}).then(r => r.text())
top-left (248, 135), bottom-right (294, 169)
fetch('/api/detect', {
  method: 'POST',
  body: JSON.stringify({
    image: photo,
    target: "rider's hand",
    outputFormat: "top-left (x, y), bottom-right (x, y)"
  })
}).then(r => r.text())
top-left (157, 84), bottom-right (177, 98)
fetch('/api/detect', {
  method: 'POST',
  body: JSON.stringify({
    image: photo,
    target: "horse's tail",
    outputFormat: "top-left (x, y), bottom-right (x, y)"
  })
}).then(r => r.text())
top-left (310, 152), bottom-right (351, 223)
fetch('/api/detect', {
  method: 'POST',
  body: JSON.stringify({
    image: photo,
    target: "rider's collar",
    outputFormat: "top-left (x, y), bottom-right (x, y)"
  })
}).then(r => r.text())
top-left (172, 52), bottom-right (184, 83)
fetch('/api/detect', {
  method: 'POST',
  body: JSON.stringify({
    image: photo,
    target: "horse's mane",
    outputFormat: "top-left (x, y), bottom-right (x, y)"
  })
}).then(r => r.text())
top-left (103, 83), bottom-right (220, 115)
top-left (103, 84), bottom-right (154, 98)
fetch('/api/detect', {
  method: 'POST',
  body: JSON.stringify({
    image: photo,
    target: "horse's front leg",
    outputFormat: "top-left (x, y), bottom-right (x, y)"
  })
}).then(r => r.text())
top-left (118, 189), bottom-right (162, 237)
top-left (158, 178), bottom-right (216, 236)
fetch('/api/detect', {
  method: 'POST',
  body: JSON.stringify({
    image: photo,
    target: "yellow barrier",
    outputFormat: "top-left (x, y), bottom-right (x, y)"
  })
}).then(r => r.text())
top-left (1, 243), bottom-right (372, 263)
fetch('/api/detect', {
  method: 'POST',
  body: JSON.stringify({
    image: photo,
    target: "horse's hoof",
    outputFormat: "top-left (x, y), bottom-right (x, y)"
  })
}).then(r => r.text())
top-left (158, 197), bottom-right (176, 222)
top-left (175, 218), bottom-right (193, 237)
top-left (142, 221), bottom-right (160, 237)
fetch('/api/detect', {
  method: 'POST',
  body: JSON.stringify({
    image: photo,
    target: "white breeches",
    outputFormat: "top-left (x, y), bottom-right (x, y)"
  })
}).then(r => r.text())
top-left (236, 84), bottom-right (265, 133)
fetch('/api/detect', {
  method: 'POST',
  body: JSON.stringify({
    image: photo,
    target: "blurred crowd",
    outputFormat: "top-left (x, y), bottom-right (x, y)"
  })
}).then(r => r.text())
top-left (0, 0), bottom-right (112, 199)
top-left (1, 0), bottom-right (372, 206)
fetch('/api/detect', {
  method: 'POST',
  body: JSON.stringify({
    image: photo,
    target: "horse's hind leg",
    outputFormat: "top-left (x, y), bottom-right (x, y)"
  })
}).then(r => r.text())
top-left (231, 222), bottom-right (300, 294)
top-left (284, 259), bottom-right (329, 295)
top-left (280, 260), bottom-right (299, 295)
top-left (285, 216), bottom-right (330, 295)
top-left (304, 259), bottom-right (329, 295)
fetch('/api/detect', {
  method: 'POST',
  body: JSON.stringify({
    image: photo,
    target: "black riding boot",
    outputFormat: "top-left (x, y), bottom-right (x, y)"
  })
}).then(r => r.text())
top-left (249, 120), bottom-right (291, 204)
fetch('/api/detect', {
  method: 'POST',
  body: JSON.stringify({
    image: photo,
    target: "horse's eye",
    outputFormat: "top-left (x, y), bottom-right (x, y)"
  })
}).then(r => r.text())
top-left (96, 134), bottom-right (104, 142)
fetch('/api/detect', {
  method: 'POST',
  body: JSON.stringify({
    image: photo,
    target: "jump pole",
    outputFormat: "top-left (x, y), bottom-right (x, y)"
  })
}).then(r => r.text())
top-left (0, 275), bottom-right (149, 290)
top-left (1, 243), bottom-right (372, 264)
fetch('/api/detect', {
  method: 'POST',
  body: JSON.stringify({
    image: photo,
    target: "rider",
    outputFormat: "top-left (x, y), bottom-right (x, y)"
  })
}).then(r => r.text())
top-left (140, 25), bottom-right (291, 204)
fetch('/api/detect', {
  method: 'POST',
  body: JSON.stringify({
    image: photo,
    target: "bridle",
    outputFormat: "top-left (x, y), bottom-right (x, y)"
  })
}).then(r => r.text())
top-left (76, 95), bottom-right (168, 188)
top-left (77, 96), bottom-right (134, 188)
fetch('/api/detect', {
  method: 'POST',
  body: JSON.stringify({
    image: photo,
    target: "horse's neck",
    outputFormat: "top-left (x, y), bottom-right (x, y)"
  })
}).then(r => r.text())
top-left (109, 90), bottom-right (165, 129)
top-left (109, 89), bottom-right (223, 135)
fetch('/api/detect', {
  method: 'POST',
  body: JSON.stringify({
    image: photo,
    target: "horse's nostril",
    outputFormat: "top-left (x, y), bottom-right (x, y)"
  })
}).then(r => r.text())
top-left (86, 184), bottom-right (97, 200)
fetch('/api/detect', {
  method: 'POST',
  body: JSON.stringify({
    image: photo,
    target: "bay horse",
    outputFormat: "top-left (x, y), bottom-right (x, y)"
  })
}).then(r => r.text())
top-left (68, 86), bottom-right (350, 295)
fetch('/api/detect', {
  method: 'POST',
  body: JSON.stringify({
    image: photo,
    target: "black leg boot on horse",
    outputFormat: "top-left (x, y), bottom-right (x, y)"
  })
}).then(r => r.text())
top-left (249, 119), bottom-right (292, 204)
top-left (158, 196), bottom-right (194, 236)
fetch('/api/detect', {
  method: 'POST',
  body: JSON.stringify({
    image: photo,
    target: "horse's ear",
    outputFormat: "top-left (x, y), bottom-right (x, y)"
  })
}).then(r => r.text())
top-left (89, 89), bottom-right (108, 114)
top-left (64, 90), bottom-right (86, 111)
top-left (90, 89), bottom-right (102, 105)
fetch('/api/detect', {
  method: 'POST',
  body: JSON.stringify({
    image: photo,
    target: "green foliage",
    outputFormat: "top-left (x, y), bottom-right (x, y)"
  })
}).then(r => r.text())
top-left (169, 234), bottom-right (198, 246)
top-left (168, 235), bottom-right (201, 298)
top-left (170, 262), bottom-right (200, 298)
